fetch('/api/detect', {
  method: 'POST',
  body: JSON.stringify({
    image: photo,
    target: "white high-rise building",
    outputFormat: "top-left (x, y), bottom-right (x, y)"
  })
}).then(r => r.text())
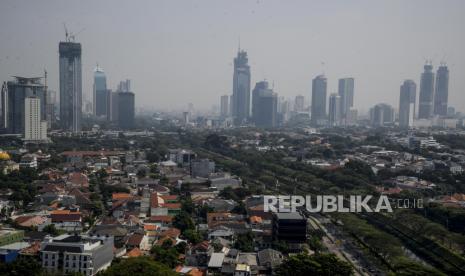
top-left (24, 96), bottom-right (47, 141)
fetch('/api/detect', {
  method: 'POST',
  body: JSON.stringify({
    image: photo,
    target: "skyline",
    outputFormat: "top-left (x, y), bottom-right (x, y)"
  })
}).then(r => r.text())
top-left (0, 0), bottom-right (464, 113)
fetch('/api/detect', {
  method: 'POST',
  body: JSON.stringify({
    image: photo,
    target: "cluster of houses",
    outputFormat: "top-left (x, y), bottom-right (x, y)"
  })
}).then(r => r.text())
top-left (0, 146), bottom-right (311, 275)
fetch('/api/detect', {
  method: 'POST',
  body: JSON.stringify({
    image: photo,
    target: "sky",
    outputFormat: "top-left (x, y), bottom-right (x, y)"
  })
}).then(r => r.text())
top-left (0, 0), bottom-right (464, 114)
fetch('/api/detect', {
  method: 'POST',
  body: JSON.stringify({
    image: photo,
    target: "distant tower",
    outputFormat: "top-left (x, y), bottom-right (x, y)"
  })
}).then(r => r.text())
top-left (93, 65), bottom-right (111, 120)
top-left (232, 48), bottom-right (251, 125)
top-left (59, 40), bottom-right (82, 132)
top-left (399, 80), bottom-right (416, 127)
top-left (434, 63), bottom-right (449, 116)
top-left (418, 63), bottom-right (434, 119)
top-left (338, 78), bottom-right (354, 124)
top-left (328, 93), bottom-right (341, 127)
top-left (311, 75), bottom-right (327, 126)
top-left (220, 95), bottom-right (229, 117)
top-left (370, 103), bottom-right (394, 126)
top-left (114, 80), bottom-right (135, 129)
top-left (3, 77), bottom-right (46, 134)
top-left (294, 95), bottom-right (305, 112)
top-left (251, 80), bottom-right (277, 128)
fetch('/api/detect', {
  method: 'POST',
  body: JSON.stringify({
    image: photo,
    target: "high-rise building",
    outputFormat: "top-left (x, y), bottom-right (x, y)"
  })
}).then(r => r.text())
top-left (311, 75), bottom-right (327, 126)
top-left (232, 49), bottom-right (251, 125)
top-left (2, 77), bottom-right (46, 134)
top-left (0, 82), bottom-right (7, 130)
top-left (338, 78), bottom-right (354, 123)
top-left (59, 41), bottom-right (82, 132)
top-left (399, 80), bottom-right (416, 128)
top-left (434, 64), bottom-right (449, 116)
top-left (294, 95), bottom-right (305, 112)
top-left (115, 83), bottom-right (135, 129)
top-left (24, 96), bottom-right (47, 141)
top-left (328, 93), bottom-right (341, 127)
top-left (418, 63), bottom-right (434, 119)
top-left (370, 103), bottom-right (394, 126)
top-left (93, 66), bottom-right (110, 120)
top-left (252, 81), bottom-right (277, 128)
top-left (220, 95), bottom-right (229, 117)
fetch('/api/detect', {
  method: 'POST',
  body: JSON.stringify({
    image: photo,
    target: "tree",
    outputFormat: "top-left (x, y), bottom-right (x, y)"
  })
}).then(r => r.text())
top-left (173, 211), bottom-right (194, 232)
top-left (276, 253), bottom-right (353, 276)
top-left (234, 231), bottom-right (254, 252)
top-left (98, 257), bottom-right (177, 276)
top-left (42, 224), bottom-right (59, 236)
top-left (183, 229), bottom-right (202, 244)
top-left (150, 245), bottom-right (181, 268)
top-left (0, 256), bottom-right (47, 276)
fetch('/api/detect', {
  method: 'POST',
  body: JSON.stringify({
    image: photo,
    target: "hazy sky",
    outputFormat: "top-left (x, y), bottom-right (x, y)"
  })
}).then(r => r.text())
top-left (1, 0), bottom-right (464, 114)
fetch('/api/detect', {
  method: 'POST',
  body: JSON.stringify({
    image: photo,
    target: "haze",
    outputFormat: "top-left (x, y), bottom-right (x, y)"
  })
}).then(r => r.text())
top-left (0, 0), bottom-right (464, 114)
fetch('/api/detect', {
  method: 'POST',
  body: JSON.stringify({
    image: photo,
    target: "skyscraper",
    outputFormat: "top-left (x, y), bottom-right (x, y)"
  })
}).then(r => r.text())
top-left (0, 82), bottom-right (7, 130)
top-left (2, 77), bottom-right (46, 134)
top-left (328, 93), bottom-right (341, 127)
top-left (114, 80), bottom-right (135, 129)
top-left (220, 95), bottom-right (229, 117)
top-left (434, 64), bottom-right (449, 116)
top-left (93, 66), bottom-right (110, 120)
top-left (59, 41), bottom-right (82, 132)
top-left (294, 95), bottom-right (305, 112)
top-left (232, 49), bottom-right (251, 125)
top-left (338, 78), bottom-right (354, 123)
top-left (24, 96), bottom-right (47, 141)
top-left (418, 63), bottom-right (434, 119)
top-left (399, 80), bottom-right (416, 127)
top-left (252, 81), bottom-right (277, 128)
top-left (311, 75), bottom-right (327, 126)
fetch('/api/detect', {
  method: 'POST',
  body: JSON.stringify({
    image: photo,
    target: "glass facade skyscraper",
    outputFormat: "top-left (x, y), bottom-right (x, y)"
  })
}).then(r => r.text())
top-left (399, 80), bottom-right (416, 127)
top-left (59, 41), bottom-right (82, 132)
top-left (232, 49), bottom-right (251, 125)
top-left (434, 64), bottom-right (449, 116)
top-left (418, 63), bottom-right (434, 119)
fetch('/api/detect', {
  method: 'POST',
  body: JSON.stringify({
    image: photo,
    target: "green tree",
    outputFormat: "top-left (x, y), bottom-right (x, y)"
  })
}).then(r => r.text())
top-left (98, 257), bottom-right (177, 276)
top-left (276, 253), bottom-right (353, 276)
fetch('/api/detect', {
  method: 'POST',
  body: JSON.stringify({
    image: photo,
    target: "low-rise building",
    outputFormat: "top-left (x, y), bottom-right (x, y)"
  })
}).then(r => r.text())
top-left (40, 234), bottom-right (114, 276)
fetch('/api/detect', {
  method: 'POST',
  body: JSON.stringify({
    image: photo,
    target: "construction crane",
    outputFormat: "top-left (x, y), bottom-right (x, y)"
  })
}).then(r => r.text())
top-left (63, 23), bottom-right (85, 42)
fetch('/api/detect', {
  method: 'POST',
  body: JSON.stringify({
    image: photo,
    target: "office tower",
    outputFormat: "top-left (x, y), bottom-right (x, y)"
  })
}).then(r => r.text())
top-left (338, 78), bottom-right (354, 123)
top-left (220, 95), bottom-right (229, 117)
top-left (2, 77), bottom-right (46, 134)
top-left (1, 82), bottom-right (8, 130)
top-left (115, 84), bottom-right (135, 129)
top-left (294, 95), bottom-right (305, 112)
top-left (232, 49), bottom-right (251, 124)
top-left (328, 93), bottom-right (341, 127)
top-left (418, 63), bottom-right (434, 119)
top-left (252, 81), bottom-right (278, 128)
top-left (59, 41), bottom-right (82, 132)
top-left (110, 91), bottom-right (118, 122)
top-left (399, 80), bottom-right (416, 128)
top-left (24, 96), bottom-right (47, 141)
top-left (311, 75), bottom-right (327, 126)
top-left (370, 103), bottom-right (394, 126)
top-left (434, 63), bottom-right (449, 116)
top-left (93, 66), bottom-right (111, 120)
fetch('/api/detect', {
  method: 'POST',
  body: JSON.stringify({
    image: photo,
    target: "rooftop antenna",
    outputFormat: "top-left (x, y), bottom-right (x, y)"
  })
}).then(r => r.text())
top-left (321, 61), bottom-right (326, 75)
